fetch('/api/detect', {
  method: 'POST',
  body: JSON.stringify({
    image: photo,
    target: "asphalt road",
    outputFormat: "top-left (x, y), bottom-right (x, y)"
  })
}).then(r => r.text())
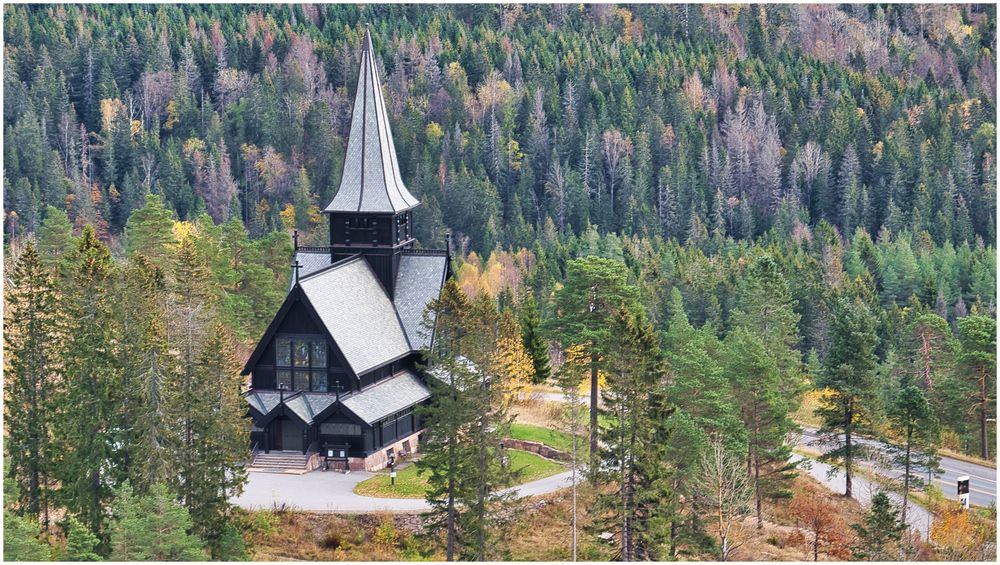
top-left (800, 427), bottom-right (996, 508)
top-left (533, 391), bottom-right (997, 507)
top-left (232, 467), bottom-right (576, 513)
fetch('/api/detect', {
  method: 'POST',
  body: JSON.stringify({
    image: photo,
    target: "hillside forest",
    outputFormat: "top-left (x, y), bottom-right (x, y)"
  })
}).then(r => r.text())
top-left (3, 3), bottom-right (997, 561)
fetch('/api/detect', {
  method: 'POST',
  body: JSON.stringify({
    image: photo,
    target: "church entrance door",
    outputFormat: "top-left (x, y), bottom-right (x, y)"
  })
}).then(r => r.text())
top-left (278, 419), bottom-right (304, 452)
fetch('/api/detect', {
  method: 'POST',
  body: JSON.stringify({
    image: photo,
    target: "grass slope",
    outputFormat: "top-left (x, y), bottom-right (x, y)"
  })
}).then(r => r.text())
top-left (354, 449), bottom-right (565, 499)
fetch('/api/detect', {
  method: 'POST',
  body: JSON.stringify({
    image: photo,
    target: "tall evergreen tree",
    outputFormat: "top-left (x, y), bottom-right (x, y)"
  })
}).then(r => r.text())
top-left (723, 327), bottom-right (797, 529)
top-left (591, 305), bottom-right (673, 561)
top-left (4, 242), bottom-right (63, 528)
top-left (52, 225), bottom-right (120, 539)
top-left (953, 316), bottom-right (996, 460)
top-left (546, 256), bottom-right (639, 474)
top-left (814, 293), bottom-right (880, 498)
top-left (518, 293), bottom-right (551, 384)
top-left (886, 383), bottom-right (939, 526)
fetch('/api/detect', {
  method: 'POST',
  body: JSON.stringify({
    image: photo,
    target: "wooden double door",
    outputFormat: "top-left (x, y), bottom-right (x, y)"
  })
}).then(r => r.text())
top-left (271, 417), bottom-right (305, 452)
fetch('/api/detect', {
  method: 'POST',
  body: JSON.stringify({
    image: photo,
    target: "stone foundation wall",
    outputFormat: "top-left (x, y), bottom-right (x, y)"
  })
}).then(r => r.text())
top-left (501, 438), bottom-right (570, 462)
top-left (346, 429), bottom-right (424, 472)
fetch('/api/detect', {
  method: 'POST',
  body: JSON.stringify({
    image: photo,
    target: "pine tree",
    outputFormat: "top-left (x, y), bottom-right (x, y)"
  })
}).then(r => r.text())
top-left (546, 256), bottom-right (639, 475)
top-left (953, 316), bottom-right (996, 460)
top-left (108, 483), bottom-right (206, 561)
top-left (518, 293), bottom-right (551, 384)
top-left (4, 241), bottom-right (63, 528)
top-left (723, 327), bottom-right (797, 529)
top-left (814, 293), bottom-right (880, 498)
top-left (886, 384), bottom-right (939, 526)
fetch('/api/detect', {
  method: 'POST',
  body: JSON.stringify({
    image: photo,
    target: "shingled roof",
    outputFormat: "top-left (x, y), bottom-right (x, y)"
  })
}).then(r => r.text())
top-left (324, 28), bottom-right (419, 214)
top-left (341, 371), bottom-right (431, 424)
top-left (394, 251), bottom-right (448, 350)
top-left (298, 256), bottom-right (412, 375)
top-left (290, 251), bottom-right (333, 290)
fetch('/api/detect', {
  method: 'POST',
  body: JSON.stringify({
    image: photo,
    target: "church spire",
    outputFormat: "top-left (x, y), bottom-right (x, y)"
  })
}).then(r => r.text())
top-left (325, 27), bottom-right (420, 214)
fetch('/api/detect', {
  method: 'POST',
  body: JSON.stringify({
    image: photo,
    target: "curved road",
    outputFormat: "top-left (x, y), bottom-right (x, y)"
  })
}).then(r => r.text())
top-left (233, 467), bottom-right (576, 513)
top-left (536, 391), bottom-right (996, 507)
top-left (800, 427), bottom-right (996, 508)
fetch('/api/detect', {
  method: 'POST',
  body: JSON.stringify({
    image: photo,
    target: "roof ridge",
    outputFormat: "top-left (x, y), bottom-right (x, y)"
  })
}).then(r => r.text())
top-left (297, 254), bottom-right (364, 283)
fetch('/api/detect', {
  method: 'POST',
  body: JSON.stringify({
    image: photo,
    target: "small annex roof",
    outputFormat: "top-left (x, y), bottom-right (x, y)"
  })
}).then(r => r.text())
top-left (325, 28), bottom-right (419, 214)
top-left (290, 251), bottom-right (333, 290)
top-left (245, 391), bottom-right (339, 426)
top-left (246, 390), bottom-right (283, 417)
top-left (298, 256), bottom-right (411, 376)
top-left (393, 252), bottom-right (449, 350)
top-left (283, 393), bottom-right (339, 425)
top-left (340, 371), bottom-right (431, 425)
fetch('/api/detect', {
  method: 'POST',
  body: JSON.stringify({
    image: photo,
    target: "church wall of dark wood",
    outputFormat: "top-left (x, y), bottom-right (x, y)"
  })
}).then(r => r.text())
top-left (249, 300), bottom-right (357, 391)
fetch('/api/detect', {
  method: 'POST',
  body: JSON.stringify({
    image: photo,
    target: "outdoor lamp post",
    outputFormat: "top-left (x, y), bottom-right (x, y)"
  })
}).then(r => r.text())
top-left (499, 441), bottom-right (508, 468)
top-left (388, 450), bottom-right (397, 486)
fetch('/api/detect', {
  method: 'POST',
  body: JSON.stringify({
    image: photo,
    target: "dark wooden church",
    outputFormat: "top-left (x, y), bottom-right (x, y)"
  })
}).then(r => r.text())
top-left (242, 29), bottom-right (449, 471)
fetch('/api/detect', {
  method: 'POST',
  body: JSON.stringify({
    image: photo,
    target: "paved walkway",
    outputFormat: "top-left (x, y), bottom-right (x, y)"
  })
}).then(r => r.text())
top-left (232, 467), bottom-right (576, 513)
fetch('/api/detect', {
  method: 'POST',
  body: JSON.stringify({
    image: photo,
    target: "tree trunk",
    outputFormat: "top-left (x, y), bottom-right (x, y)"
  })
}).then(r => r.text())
top-left (980, 371), bottom-right (990, 460)
top-left (902, 424), bottom-right (912, 526)
top-left (590, 344), bottom-right (599, 477)
top-left (844, 402), bottom-right (853, 498)
top-left (446, 475), bottom-right (456, 561)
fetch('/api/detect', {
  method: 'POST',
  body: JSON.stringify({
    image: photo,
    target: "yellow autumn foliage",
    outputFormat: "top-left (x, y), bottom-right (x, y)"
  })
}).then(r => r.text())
top-left (171, 221), bottom-right (198, 246)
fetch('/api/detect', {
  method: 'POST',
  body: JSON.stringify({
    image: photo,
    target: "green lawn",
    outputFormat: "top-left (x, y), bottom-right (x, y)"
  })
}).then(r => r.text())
top-left (509, 423), bottom-right (578, 454)
top-left (353, 449), bottom-right (565, 499)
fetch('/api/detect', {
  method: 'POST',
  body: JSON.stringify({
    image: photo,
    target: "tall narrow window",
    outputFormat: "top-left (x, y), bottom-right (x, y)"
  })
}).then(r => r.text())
top-left (275, 335), bottom-right (328, 392)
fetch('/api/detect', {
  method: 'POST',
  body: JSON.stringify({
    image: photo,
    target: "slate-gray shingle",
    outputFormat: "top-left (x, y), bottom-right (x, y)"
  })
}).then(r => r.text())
top-left (298, 256), bottom-right (411, 376)
top-left (394, 252), bottom-right (448, 350)
top-left (324, 29), bottom-right (418, 214)
top-left (340, 371), bottom-right (431, 424)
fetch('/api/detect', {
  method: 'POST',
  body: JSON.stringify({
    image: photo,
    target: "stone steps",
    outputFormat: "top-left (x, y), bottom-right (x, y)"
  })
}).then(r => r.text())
top-left (249, 451), bottom-right (312, 474)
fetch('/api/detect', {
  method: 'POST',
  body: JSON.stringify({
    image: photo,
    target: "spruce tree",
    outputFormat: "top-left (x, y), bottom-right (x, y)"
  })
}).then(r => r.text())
top-left (850, 491), bottom-right (904, 561)
top-left (417, 280), bottom-right (479, 561)
top-left (518, 293), bottom-right (551, 384)
top-left (108, 483), bottom-right (206, 561)
top-left (591, 305), bottom-right (673, 561)
top-left (64, 516), bottom-right (102, 561)
top-left (4, 241), bottom-right (63, 527)
top-left (53, 225), bottom-right (120, 538)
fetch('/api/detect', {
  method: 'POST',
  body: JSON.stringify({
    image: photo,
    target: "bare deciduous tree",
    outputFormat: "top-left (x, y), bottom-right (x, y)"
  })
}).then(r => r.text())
top-left (602, 129), bottom-right (632, 214)
top-left (697, 440), bottom-right (754, 561)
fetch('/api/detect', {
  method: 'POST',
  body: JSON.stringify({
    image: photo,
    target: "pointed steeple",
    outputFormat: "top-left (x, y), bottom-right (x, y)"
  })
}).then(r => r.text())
top-left (325, 27), bottom-right (419, 214)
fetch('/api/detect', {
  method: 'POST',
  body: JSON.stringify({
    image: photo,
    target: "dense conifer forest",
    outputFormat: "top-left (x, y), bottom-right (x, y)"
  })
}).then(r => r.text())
top-left (3, 3), bottom-right (996, 561)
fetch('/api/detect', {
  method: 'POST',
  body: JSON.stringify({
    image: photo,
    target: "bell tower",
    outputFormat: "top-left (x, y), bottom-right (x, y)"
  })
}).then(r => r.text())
top-left (324, 28), bottom-right (420, 296)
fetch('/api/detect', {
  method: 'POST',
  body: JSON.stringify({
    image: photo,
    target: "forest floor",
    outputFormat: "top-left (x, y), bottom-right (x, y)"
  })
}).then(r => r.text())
top-left (241, 470), bottom-right (876, 561)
